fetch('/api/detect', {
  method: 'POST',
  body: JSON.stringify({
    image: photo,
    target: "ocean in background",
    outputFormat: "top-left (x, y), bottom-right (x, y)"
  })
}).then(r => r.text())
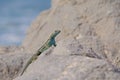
top-left (0, 0), bottom-right (51, 46)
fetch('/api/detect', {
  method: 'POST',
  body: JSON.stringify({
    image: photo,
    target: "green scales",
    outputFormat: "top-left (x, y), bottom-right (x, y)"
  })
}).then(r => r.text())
top-left (20, 30), bottom-right (61, 76)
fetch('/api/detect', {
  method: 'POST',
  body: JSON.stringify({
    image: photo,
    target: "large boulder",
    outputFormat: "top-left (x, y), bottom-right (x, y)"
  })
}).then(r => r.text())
top-left (22, 0), bottom-right (120, 69)
top-left (0, 52), bottom-right (31, 80)
top-left (13, 45), bottom-right (120, 80)
top-left (15, 36), bottom-right (120, 80)
top-left (17, 0), bottom-right (120, 79)
top-left (1, 0), bottom-right (120, 80)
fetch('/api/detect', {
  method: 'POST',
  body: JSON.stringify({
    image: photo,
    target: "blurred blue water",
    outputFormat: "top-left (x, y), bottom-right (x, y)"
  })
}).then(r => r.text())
top-left (0, 0), bottom-right (51, 46)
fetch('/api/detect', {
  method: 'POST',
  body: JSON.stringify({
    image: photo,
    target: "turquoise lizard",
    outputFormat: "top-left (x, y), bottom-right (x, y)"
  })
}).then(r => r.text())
top-left (20, 30), bottom-right (61, 76)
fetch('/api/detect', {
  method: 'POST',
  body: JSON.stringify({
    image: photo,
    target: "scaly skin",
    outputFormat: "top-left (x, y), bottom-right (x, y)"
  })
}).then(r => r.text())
top-left (20, 30), bottom-right (61, 76)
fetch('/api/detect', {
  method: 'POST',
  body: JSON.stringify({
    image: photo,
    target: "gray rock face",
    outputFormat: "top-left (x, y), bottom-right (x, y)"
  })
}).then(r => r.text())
top-left (1, 0), bottom-right (120, 80)
top-left (22, 0), bottom-right (120, 70)
top-left (14, 36), bottom-right (120, 80)
top-left (13, 53), bottom-right (120, 80)
top-left (0, 46), bottom-right (24, 54)
top-left (0, 52), bottom-right (31, 80)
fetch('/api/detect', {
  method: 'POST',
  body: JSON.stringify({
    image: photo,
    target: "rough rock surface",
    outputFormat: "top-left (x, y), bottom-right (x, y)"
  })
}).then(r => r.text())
top-left (14, 38), bottom-right (120, 80)
top-left (13, 54), bottom-right (120, 80)
top-left (1, 0), bottom-right (120, 80)
top-left (22, 0), bottom-right (120, 70)
top-left (0, 52), bottom-right (31, 80)
top-left (22, 0), bottom-right (120, 68)
top-left (0, 46), bottom-right (24, 54)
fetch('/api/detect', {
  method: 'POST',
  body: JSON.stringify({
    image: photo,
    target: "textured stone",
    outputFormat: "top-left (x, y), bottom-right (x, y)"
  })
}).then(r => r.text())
top-left (13, 53), bottom-right (120, 80)
top-left (1, 0), bottom-right (120, 80)
top-left (22, 0), bottom-right (120, 70)
top-left (0, 52), bottom-right (31, 80)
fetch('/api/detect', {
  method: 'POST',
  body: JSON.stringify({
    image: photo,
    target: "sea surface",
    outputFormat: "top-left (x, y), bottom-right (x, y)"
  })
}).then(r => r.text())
top-left (0, 0), bottom-right (51, 46)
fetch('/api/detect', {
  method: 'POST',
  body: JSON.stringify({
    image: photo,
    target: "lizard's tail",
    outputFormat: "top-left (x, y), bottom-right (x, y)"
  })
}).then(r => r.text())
top-left (19, 52), bottom-right (41, 76)
top-left (19, 57), bottom-right (33, 76)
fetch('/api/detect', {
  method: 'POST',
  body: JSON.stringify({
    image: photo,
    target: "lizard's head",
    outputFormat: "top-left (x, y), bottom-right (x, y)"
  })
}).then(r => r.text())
top-left (54, 30), bottom-right (61, 35)
top-left (51, 30), bottom-right (61, 38)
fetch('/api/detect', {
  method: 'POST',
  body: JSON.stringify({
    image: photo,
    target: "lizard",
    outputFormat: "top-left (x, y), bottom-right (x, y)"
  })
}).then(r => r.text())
top-left (20, 30), bottom-right (61, 76)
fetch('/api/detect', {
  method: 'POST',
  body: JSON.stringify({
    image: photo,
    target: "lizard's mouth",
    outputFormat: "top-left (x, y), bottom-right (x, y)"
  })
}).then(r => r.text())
top-left (55, 30), bottom-right (61, 34)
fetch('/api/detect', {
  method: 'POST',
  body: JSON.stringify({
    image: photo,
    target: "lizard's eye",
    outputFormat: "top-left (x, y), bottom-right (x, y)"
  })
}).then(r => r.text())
top-left (55, 30), bottom-right (58, 32)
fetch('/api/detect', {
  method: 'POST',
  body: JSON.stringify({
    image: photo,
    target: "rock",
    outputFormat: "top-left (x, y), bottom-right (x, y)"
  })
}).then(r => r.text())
top-left (14, 36), bottom-right (120, 80)
top-left (22, 0), bottom-right (120, 70)
top-left (0, 46), bottom-right (25, 54)
top-left (1, 0), bottom-right (120, 80)
top-left (0, 53), bottom-right (31, 80)
top-left (13, 51), bottom-right (120, 80)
